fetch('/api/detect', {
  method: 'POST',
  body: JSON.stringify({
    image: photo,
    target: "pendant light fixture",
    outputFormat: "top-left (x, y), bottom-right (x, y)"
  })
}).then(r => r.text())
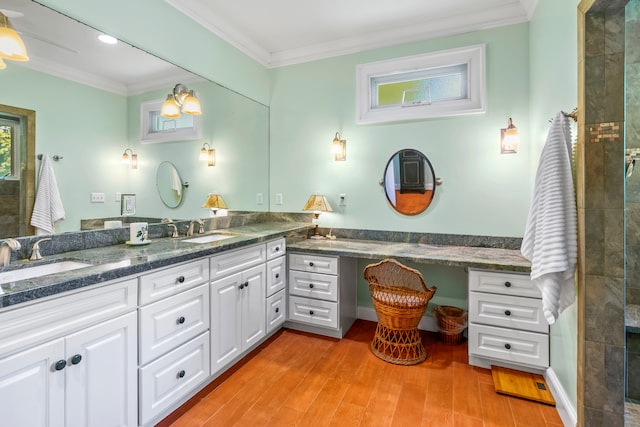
top-left (0, 11), bottom-right (29, 62)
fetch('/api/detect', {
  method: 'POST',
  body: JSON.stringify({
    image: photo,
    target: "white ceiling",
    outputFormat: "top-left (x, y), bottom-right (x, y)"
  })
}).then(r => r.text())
top-left (166, 0), bottom-right (539, 68)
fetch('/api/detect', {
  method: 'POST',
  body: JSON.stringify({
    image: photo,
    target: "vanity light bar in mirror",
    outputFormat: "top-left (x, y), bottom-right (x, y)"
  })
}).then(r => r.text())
top-left (199, 143), bottom-right (215, 166)
top-left (161, 83), bottom-right (202, 118)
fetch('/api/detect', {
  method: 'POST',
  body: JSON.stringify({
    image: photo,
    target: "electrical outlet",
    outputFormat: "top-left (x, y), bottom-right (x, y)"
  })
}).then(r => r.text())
top-left (90, 192), bottom-right (105, 203)
top-left (339, 193), bottom-right (346, 206)
top-left (115, 192), bottom-right (122, 202)
top-left (256, 193), bottom-right (264, 204)
top-left (275, 193), bottom-right (283, 205)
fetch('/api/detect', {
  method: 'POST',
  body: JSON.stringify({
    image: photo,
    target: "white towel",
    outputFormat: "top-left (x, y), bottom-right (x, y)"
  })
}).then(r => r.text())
top-left (171, 167), bottom-right (181, 197)
top-left (521, 112), bottom-right (577, 325)
top-left (30, 155), bottom-right (65, 235)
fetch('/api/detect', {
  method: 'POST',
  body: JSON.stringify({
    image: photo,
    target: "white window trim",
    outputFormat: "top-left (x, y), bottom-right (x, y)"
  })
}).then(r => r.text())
top-left (356, 44), bottom-right (486, 124)
top-left (140, 99), bottom-right (202, 144)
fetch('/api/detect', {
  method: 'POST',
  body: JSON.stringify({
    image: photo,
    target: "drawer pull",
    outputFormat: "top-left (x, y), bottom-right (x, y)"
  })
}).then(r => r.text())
top-left (504, 343), bottom-right (512, 350)
top-left (239, 283), bottom-right (245, 290)
top-left (177, 316), bottom-right (186, 325)
top-left (309, 310), bottom-right (314, 315)
top-left (275, 307), bottom-right (280, 313)
top-left (504, 281), bottom-right (512, 288)
top-left (309, 262), bottom-right (314, 267)
top-left (504, 310), bottom-right (511, 316)
top-left (244, 281), bottom-right (249, 288)
top-left (54, 360), bottom-right (67, 371)
top-left (309, 283), bottom-right (314, 289)
top-left (275, 246), bottom-right (280, 252)
top-left (275, 273), bottom-right (280, 279)
top-left (177, 370), bottom-right (186, 379)
top-left (71, 354), bottom-right (82, 365)
top-left (177, 276), bottom-right (186, 284)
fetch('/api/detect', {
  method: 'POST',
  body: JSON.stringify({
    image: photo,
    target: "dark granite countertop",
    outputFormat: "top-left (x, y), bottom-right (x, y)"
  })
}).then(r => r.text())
top-left (287, 238), bottom-right (531, 272)
top-left (0, 222), bottom-right (310, 309)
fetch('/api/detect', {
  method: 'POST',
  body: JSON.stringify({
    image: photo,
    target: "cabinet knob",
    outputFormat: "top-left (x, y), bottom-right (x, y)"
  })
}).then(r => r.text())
top-left (177, 370), bottom-right (186, 379)
top-left (309, 262), bottom-right (314, 267)
top-left (309, 283), bottom-right (314, 289)
top-left (275, 307), bottom-right (280, 313)
top-left (71, 354), bottom-right (82, 365)
top-left (504, 310), bottom-right (511, 316)
top-left (177, 276), bottom-right (186, 284)
top-left (275, 247), bottom-right (280, 252)
top-left (239, 283), bottom-right (245, 290)
top-left (177, 316), bottom-right (186, 325)
top-left (244, 281), bottom-right (249, 288)
top-left (504, 343), bottom-right (512, 350)
top-left (275, 273), bottom-right (280, 279)
top-left (54, 360), bottom-right (67, 371)
top-left (504, 281), bottom-right (512, 288)
top-left (309, 310), bottom-right (314, 315)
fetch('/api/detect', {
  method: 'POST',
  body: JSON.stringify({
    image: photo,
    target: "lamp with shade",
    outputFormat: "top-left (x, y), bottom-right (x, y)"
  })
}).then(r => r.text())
top-left (202, 194), bottom-right (227, 216)
top-left (302, 194), bottom-right (333, 239)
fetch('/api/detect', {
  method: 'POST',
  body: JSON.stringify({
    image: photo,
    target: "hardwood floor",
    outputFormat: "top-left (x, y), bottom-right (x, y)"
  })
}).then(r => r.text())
top-left (160, 320), bottom-right (564, 427)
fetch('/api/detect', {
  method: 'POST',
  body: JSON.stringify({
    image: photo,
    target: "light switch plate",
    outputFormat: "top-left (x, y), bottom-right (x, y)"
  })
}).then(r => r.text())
top-left (275, 193), bottom-right (283, 205)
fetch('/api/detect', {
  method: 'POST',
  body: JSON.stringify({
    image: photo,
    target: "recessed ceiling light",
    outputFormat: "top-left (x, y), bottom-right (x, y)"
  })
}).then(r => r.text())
top-left (98, 34), bottom-right (117, 44)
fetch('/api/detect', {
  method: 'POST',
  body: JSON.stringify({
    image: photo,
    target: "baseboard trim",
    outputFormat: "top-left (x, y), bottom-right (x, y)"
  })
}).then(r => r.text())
top-left (544, 367), bottom-right (577, 427)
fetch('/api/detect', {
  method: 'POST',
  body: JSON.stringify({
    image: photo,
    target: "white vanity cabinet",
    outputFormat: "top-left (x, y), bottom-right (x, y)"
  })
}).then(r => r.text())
top-left (0, 278), bottom-right (138, 427)
top-left (138, 259), bottom-right (211, 426)
top-left (286, 252), bottom-right (356, 338)
top-left (467, 269), bottom-right (549, 370)
top-left (210, 243), bottom-right (267, 374)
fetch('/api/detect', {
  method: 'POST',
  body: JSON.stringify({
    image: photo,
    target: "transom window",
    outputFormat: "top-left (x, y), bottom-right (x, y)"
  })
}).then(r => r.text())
top-left (140, 100), bottom-right (202, 143)
top-left (357, 44), bottom-right (486, 124)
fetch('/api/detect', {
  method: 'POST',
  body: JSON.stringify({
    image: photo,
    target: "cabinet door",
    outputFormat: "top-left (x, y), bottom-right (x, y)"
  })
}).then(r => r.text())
top-left (266, 290), bottom-right (286, 334)
top-left (65, 312), bottom-right (138, 427)
top-left (211, 273), bottom-right (242, 374)
top-left (0, 338), bottom-right (65, 427)
top-left (241, 264), bottom-right (266, 349)
top-left (266, 256), bottom-right (286, 297)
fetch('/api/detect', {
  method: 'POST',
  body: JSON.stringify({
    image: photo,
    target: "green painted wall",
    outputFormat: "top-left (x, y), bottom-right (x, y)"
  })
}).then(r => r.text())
top-left (529, 0), bottom-right (579, 412)
top-left (269, 24), bottom-right (531, 237)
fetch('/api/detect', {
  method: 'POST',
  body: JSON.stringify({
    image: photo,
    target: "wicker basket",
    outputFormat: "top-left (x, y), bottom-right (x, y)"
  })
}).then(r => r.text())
top-left (433, 305), bottom-right (467, 345)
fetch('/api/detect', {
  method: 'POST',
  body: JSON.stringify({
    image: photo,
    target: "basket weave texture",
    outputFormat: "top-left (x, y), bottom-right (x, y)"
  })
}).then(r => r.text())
top-left (433, 305), bottom-right (467, 345)
top-left (364, 259), bottom-right (437, 365)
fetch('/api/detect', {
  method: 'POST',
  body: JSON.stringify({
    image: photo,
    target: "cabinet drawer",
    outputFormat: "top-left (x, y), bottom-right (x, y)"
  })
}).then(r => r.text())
top-left (139, 284), bottom-right (210, 365)
top-left (469, 292), bottom-right (548, 334)
top-left (288, 270), bottom-right (338, 301)
top-left (266, 256), bottom-right (286, 297)
top-left (288, 296), bottom-right (338, 329)
top-left (289, 253), bottom-right (337, 275)
top-left (266, 238), bottom-right (286, 260)
top-left (468, 269), bottom-right (539, 298)
top-left (468, 324), bottom-right (549, 368)
top-left (139, 332), bottom-right (210, 426)
top-left (210, 243), bottom-right (266, 280)
top-left (139, 259), bottom-right (209, 305)
top-left (266, 290), bottom-right (286, 334)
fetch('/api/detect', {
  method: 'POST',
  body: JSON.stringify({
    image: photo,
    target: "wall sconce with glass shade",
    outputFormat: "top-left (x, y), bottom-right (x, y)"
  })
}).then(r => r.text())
top-left (0, 11), bottom-right (29, 63)
top-left (331, 132), bottom-right (347, 161)
top-left (161, 83), bottom-right (202, 118)
top-left (500, 117), bottom-right (520, 154)
top-left (199, 143), bottom-right (215, 166)
top-left (302, 194), bottom-right (333, 239)
top-left (202, 193), bottom-right (227, 216)
top-left (121, 148), bottom-right (138, 170)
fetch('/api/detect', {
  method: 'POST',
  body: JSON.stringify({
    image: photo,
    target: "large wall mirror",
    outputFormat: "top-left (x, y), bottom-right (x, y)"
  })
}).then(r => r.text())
top-left (382, 149), bottom-right (436, 215)
top-left (0, 0), bottom-right (269, 239)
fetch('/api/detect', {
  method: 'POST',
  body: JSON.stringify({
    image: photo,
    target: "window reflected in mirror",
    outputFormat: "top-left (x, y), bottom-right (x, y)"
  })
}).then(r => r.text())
top-left (382, 149), bottom-right (436, 215)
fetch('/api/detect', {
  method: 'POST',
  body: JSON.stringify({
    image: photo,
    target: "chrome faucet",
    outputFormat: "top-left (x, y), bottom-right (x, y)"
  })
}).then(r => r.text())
top-left (186, 219), bottom-right (204, 237)
top-left (30, 238), bottom-right (52, 261)
top-left (167, 223), bottom-right (179, 238)
top-left (0, 239), bottom-right (21, 267)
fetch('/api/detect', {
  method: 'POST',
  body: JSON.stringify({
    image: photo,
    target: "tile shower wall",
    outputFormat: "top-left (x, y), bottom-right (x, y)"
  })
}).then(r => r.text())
top-left (581, 0), bottom-right (627, 424)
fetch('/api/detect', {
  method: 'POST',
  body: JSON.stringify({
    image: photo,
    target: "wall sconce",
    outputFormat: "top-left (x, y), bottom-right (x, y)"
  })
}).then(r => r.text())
top-left (199, 143), bottom-right (216, 166)
top-left (0, 12), bottom-right (29, 63)
top-left (160, 83), bottom-right (202, 118)
top-left (202, 193), bottom-right (227, 216)
top-left (500, 117), bottom-right (520, 154)
top-left (121, 148), bottom-right (138, 170)
top-left (302, 194), bottom-right (333, 239)
top-left (331, 132), bottom-right (347, 161)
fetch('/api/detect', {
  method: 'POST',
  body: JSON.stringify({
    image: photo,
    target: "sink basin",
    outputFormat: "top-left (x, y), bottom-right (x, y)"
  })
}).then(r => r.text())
top-left (182, 233), bottom-right (237, 244)
top-left (0, 261), bottom-right (92, 284)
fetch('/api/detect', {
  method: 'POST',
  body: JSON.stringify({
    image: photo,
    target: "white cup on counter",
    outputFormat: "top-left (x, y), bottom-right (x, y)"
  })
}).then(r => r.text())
top-left (129, 222), bottom-right (149, 244)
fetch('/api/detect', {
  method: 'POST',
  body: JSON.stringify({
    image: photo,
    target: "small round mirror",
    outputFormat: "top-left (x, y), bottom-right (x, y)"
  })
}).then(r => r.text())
top-left (382, 149), bottom-right (436, 215)
top-left (156, 161), bottom-right (185, 208)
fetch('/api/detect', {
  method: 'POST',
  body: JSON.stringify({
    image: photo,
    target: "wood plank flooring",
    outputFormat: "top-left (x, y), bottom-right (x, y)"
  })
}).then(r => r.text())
top-left (159, 320), bottom-right (564, 427)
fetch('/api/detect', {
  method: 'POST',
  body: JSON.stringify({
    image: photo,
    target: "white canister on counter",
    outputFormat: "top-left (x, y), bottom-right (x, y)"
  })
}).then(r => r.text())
top-left (129, 222), bottom-right (148, 243)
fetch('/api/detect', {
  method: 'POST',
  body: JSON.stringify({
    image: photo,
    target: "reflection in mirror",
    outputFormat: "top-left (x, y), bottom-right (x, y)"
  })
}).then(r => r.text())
top-left (382, 149), bottom-right (436, 215)
top-left (156, 161), bottom-right (185, 208)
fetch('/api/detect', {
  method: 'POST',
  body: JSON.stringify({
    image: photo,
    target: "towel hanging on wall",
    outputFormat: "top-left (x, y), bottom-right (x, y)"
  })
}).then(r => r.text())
top-left (30, 154), bottom-right (65, 235)
top-left (520, 112), bottom-right (577, 325)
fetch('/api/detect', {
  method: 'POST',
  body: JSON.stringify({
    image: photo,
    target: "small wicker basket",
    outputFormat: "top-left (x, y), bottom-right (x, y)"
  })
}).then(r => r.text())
top-left (433, 305), bottom-right (467, 345)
